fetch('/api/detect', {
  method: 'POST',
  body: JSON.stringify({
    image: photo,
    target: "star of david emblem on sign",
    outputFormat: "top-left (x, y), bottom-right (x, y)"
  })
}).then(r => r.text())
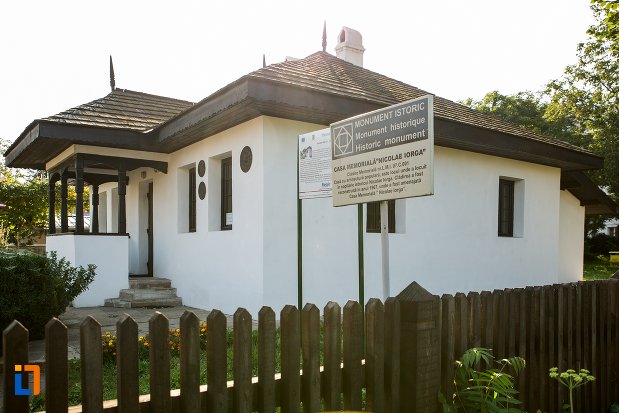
top-left (332, 123), bottom-right (354, 157)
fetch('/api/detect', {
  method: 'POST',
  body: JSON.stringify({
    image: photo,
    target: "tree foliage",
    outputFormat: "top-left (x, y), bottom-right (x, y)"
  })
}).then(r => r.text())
top-left (545, 1), bottom-right (619, 195)
top-left (0, 138), bottom-right (88, 245)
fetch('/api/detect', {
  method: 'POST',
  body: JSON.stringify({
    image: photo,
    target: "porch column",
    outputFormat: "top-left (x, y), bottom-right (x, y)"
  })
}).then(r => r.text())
top-left (75, 158), bottom-right (84, 234)
top-left (91, 184), bottom-right (100, 234)
top-left (60, 172), bottom-right (68, 233)
top-left (48, 176), bottom-right (56, 234)
top-left (118, 168), bottom-right (127, 234)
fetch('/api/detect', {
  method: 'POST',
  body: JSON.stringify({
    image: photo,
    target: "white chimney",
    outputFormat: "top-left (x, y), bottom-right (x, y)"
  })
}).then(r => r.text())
top-left (335, 27), bottom-right (365, 67)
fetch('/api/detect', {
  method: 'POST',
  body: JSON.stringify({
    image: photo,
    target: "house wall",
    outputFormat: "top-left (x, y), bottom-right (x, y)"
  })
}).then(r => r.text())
top-left (301, 146), bottom-right (565, 303)
top-left (558, 190), bottom-right (585, 283)
top-left (261, 118), bottom-right (329, 311)
top-left (46, 234), bottom-right (129, 307)
top-left (151, 118), bottom-right (266, 314)
top-left (88, 116), bottom-right (585, 314)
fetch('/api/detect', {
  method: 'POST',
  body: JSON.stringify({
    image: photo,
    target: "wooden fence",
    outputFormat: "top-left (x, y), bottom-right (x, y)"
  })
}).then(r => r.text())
top-left (439, 279), bottom-right (619, 413)
top-left (2, 279), bottom-right (619, 413)
top-left (3, 299), bottom-right (401, 413)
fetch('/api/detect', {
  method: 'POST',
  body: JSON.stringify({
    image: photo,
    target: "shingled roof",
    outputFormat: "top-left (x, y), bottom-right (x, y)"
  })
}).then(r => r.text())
top-left (43, 88), bottom-right (193, 131)
top-left (245, 51), bottom-right (586, 154)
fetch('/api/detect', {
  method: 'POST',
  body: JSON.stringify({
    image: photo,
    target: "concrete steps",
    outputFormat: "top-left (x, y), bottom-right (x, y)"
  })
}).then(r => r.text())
top-left (104, 277), bottom-right (182, 308)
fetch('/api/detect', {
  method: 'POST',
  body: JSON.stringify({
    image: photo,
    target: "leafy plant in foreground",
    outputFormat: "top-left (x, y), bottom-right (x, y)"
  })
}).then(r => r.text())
top-left (439, 347), bottom-right (526, 413)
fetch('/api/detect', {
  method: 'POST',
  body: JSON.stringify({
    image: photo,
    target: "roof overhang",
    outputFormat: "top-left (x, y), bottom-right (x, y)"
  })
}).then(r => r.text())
top-left (561, 171), bottom-right (617, 215)
top-left (5, 120), bottom-right (162, 169)
top-left (154, 76), bottom-right (604, 172)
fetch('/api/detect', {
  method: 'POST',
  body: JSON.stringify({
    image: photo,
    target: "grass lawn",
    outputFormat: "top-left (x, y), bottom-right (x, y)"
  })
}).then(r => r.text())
top-left (583, 256), bottom-right (618, 280)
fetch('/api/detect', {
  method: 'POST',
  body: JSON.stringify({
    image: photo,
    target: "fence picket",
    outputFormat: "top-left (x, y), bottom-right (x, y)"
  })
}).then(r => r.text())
top-left (384, 297), bottom-right (400, 413)
top-left (234, 308), bottom-right (253, 413)
top-left (468, 292), bottom-right (481, 349)
top-left (323, 301), bottom-right (342, 411)
top-left (597, 281), bottom-right (608, 408)
top-left (612, 280), bottom-right (619, 401)
top-left (81, 316), bottom-right (103, 413)
top-left (440, 294), bottom-right (455, 399)
top-left (526, 286), bottom-right (537, 412)
top-left (517, 289), bottom-right (527, 396)
top-left (454, 293), bottom-right (468, 357)
top-left (207, 309), bottom-right (228, 413)
top-left (258, 306), bottom-right (276, 413)
top-left (281, 305), bottom-right (300, 413)
top-left (547, 287), bottom-right (557, 413)
top-left (2, 320), bottom-right (29, 413)
top-left (556, 285), bottom-right (566, 410)
top-left (343, 300), bottom-right (363, 411)
top-left (149, 312), bottom-right (171, 413)
top-left (507, 289), bottom-right (517, 360)
top-left (180, 311), bottom-right (200, 413)
top-left (301, 304), bottom-right (320, 413)
top-left (366, 298), bottom-right (385, 413)
top-left (497, 289), bottom-right (508, 360)
top-left (591, 282), bottom-right (599, 413)
top-left (45, 318), bottom-right (68, 413)
top-left (117, 314), bottom-right (139, 413)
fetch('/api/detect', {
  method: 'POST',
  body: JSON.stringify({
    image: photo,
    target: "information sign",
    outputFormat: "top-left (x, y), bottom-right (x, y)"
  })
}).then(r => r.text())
top-left (330, 95), bottom-right (434, 207)
top-left (298, 128), bottom-right (333, 199)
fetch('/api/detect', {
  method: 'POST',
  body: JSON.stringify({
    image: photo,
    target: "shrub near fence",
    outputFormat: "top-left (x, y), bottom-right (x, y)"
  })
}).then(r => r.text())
top-left (2, 279), bottom-right (619, 413)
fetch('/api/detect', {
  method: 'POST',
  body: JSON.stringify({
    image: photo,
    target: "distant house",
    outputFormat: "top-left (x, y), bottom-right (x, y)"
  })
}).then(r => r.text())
top-left (4, 27), bottom-right (615, 314)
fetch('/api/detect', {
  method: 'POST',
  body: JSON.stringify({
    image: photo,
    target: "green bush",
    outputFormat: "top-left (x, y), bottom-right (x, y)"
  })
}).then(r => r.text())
top-left (0, 249), bottom-right (95, 341)
top-left (584, 233), bottom-right (618, 260)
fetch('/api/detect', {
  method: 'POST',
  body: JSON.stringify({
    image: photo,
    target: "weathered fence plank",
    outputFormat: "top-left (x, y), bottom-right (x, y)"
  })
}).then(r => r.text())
top-left (280, 305), bottom-right (300, 413)
top-left (454, 293), bottom-right (468, 358)
top-left (343, 300), bottom-right (363, 411)
top-left (506, 289), bottom-right (517, 360)
top-left (234, 308), bottom-right (253, 413)
top-left (517, 289), bottom-right (527, 396)
top-left (207, 309), bottom-right (228, 413)
top-left (323, 301), bottom-right (341, 411)
top-left (526, 286), bottom-right (537, 412)
top-left (591, 282), bottom-right (599, 413)
top-left (149, 312), bottom-right (171, 413)
top-left (301, 304), bottom-right (320, 413)
top-left (556, 285), bottom-right (566, 410)
top-left (496, 289), bottom-right (507, 360)
top-left (583, 282), bottom-right (593, 412)
top-left (480, 291), bottom-right (492, 351)
top-left (468, 292), bottom-right (481, 349)
top-left (180, 311), bottom-right (200, 413)
top-left (45, 318), bottom-right (68, 413)
top-left (258, 306), bottom-right (276, 413)
top-left (81, 316), bottom-right (103, 413)
top-left (366, 298), bottom-right (385, 413)
top-left (440, 294), bottom-right (455, 399)
top-left (117, 314), bottom-right (139, 413)
top-left (384, 297), bottom-right (400, 413)
top-left (612, 280), bottom-right (619, 401)
top-left (598, 281), bottom-right (609, 408)
top-left (2, 320), bottom-right (29, 413)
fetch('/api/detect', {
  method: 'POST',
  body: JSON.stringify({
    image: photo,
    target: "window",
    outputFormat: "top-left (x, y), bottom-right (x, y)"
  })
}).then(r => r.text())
top-left (188, 167), bottom-right (196, 232)
top-left (498, 179), bottom-right (514, 237)
top-left (366, 200), bottom-right (395, 233)
top-left (221, 157), bottom-right (232, 230)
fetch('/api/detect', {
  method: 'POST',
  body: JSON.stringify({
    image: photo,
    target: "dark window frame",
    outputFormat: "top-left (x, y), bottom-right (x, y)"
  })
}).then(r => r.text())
top-left (188, 167), bottom-right (196, 232)
top-left (221, 157), bottom-right (232, 230)
top-left (498, 179), bottom-right (514, 237)
top-left (366, 200), bottom-right (396, 233)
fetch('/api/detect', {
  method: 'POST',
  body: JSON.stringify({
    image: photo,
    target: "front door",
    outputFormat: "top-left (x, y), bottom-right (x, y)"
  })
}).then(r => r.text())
top-left (147, 182), bottom-right (153, 276)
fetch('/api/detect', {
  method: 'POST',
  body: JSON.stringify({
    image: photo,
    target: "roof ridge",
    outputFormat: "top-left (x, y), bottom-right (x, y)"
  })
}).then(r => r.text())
top-left (110, 88), bottom-right (195, 105)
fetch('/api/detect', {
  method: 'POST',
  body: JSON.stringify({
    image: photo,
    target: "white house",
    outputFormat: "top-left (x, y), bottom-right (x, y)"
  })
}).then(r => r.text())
top-left (5, 28), bottom-right (615, 315)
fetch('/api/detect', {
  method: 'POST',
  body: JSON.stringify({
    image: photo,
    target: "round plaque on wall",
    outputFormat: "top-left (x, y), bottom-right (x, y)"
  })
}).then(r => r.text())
top-left (197, 160), bottom-right (206, 177)
top-left (198, 182), bottom-right (206, 200)
top-left (240, 146), bottom-right (252, 173)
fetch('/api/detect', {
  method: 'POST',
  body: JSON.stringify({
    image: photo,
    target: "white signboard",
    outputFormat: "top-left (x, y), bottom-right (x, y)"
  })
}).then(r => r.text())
top-left (298, 128), bottom-right (333, 199)
top-left (330, 95), bottom-right (434, 207)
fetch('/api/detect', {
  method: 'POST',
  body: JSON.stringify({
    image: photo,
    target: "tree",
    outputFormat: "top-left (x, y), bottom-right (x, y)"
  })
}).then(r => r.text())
top-left (0, 138), bottom-right (89, 246)
top-left (545, 1), bottom-right (619, 195)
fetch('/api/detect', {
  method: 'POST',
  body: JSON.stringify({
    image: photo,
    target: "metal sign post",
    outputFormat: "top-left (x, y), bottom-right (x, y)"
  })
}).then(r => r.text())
top-left (380, 200), bottom-right (390, 299)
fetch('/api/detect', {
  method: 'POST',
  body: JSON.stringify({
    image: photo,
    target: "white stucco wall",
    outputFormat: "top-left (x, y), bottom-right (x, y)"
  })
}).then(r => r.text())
top-left (88, 115), bottom-right (586, 315)
top-left (300, 146), bottom-right (565, 305)
top-left (152, 118), bottom-right (265, 315)
top-left (46, 234), bottom-right (129, 307)
top-left (558, 190), bottom-right (585, 283)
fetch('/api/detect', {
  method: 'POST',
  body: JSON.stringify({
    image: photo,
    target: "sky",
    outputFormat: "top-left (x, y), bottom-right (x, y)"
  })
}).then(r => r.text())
top-left (0, 0), bottom-right (595, 144)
